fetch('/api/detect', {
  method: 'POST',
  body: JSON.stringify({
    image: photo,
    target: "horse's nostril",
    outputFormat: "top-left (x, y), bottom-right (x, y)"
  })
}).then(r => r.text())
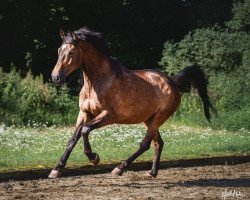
top-left (52, 75), bottom-right (60, 83)
top-left (56, 75), bottom-right (60, 82)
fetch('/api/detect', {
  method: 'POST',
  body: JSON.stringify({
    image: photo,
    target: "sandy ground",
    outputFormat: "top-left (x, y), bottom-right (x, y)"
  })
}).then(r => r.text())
top-left (0, 163), bottom-right (249, 200)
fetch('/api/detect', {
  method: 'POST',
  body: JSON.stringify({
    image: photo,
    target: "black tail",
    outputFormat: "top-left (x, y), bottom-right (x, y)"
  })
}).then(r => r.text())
top-left (172, 65), bottom-right (217, 122)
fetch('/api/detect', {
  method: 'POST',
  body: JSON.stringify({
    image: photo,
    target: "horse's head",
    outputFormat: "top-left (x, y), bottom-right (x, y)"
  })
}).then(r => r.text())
top-left (51, 29), bottom-right (82, 85)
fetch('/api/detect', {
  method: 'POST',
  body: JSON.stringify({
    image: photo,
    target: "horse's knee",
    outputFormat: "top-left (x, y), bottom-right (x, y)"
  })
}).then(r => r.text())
top-left (81, 126), bottom-right (91, 136)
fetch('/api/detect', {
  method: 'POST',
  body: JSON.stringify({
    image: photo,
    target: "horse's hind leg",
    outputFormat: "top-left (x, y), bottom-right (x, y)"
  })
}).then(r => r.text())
top-left (144, 110), bottom-right (175, 178)
top-left (147, 131), bottom-right (164, 178)
top-left (111, 129), bottom-right (155, 176)
top-left (111, 111), bottom-right (170, 177)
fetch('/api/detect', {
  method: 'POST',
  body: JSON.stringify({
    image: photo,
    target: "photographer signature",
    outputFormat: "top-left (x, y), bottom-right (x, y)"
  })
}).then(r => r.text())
top-left (221, 189), bottom-right (246, 199)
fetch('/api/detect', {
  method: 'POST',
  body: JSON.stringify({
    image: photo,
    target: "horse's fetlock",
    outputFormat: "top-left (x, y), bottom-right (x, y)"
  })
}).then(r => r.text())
top-left (117, 161), bottom-right (128, 170)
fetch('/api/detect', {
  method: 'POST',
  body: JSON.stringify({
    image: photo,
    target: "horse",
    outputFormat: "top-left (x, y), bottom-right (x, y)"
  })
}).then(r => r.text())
top-left (49, 27), bottom-right (217, 178)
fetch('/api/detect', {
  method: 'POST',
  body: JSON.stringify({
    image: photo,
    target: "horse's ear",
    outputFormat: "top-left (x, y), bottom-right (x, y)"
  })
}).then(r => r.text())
top-left (60, 28), bottom-right (65, 40)
top-left (71, 32), bottom-right (78, 41)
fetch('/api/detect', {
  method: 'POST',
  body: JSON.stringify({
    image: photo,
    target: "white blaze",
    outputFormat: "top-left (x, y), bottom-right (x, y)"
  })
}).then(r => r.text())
top-left (61, 44), bottom-right (67, 51)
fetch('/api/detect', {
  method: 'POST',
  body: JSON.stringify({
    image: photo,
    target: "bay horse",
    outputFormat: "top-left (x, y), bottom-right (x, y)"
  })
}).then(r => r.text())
top-left (49, 27), bottom-right (217, 178)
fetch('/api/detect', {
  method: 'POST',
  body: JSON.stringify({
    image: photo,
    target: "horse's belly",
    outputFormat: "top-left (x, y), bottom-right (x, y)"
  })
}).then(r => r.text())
top-left (115, 99), bottom-right (158, 124)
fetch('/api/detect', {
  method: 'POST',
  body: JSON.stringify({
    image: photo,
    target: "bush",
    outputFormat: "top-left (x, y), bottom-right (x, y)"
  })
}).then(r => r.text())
top-left (0, 68), bottom-right (78, 126)
top-left (159, 27), bottom-right (249, 74)
top-left (226, 0), bottom-right (250, 31)
top-left (171, 69), bottom-right (250, 130)
top-left (160, 0), bottom-right (250, 130)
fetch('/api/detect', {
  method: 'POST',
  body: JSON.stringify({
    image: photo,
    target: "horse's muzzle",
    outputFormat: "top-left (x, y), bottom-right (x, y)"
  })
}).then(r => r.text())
top-left (51, 72), bottom-right (65, 85)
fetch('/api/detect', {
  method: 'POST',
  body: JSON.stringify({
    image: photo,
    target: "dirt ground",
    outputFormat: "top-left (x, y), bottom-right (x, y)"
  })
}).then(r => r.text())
top-left (0, 163), bottom-right (249, 200)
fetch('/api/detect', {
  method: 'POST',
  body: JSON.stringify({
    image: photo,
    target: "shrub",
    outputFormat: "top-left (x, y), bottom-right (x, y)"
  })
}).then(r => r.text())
top-left (0, 68), bottom-right (78, 126)
top-left (159, 27), bottom-right (249, 74)
top-left (226, 0), bottom-right (250, 31)
top-left (170, 69), bottom-right (250, 130)
top-left (160, 0), bottom-right (250, 130)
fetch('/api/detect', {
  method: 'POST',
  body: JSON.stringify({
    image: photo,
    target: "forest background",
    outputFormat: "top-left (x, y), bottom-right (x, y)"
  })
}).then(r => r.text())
top-left (0, 0), bottom-right (249, 131)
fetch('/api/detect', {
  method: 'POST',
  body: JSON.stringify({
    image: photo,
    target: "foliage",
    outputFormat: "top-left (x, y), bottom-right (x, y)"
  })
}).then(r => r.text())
top-left (159, 28), bottom-right (249, 74)
top-left (0, 0), bottom-right (234, 81)
top-left (170, 69), bottom-right (250, 130)
top-left (0, 68), bottom-right (78, 126)
top-left (0, 0), bottom-right (249, 131)
top-left (226, 0), bottom-right (250, 31)
top-left (159, 0), bottom-right (250, 130)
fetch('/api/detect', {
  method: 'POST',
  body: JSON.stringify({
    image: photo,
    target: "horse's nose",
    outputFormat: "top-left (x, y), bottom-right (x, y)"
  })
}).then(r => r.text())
top-left (51, 74), bottom-right (60, 83)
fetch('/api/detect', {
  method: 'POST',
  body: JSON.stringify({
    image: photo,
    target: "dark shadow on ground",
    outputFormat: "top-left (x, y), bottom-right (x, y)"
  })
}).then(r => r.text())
top-left (0, 155), bottom-right (249, 182)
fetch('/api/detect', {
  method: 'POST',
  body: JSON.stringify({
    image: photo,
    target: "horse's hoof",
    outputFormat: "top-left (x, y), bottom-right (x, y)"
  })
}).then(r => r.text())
top-left (90, 153), bottom-right (100, 166)
top-left (111, 167), bottom-right (123, 176)
top-left (48, 169), bottom-right (61, 179)
top-left (146, 171), bottom-right (157, 178)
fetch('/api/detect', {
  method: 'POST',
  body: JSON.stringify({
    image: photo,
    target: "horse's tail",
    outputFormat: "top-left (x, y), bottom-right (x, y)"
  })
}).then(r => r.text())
top-left (172, 65), bottom-right (217, 122)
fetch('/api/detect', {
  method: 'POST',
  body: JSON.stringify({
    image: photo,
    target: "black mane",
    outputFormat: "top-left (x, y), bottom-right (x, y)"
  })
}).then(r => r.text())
top-left (63, 27), bottom-right (109, 55)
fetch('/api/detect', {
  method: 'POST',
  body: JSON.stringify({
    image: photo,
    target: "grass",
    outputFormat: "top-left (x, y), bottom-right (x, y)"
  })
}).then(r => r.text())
top-left (0, 122), bottom-right (249, 172)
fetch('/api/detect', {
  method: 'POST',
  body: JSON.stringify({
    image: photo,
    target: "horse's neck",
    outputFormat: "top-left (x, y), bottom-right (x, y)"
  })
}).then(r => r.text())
top-left (81, 49), bottom-right (121, 89)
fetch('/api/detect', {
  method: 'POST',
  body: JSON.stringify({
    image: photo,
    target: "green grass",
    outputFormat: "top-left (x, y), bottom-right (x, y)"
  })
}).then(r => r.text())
top-left (0, 123), bottom-right (249, 172)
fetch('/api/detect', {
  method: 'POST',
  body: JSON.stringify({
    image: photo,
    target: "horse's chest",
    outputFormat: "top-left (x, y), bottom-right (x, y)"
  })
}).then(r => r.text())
top-left (79, 98), bottom-right (101, 116)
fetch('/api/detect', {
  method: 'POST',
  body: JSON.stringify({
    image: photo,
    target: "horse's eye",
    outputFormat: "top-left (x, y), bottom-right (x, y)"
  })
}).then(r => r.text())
top-left (68, 51), bottom-right (73, 56)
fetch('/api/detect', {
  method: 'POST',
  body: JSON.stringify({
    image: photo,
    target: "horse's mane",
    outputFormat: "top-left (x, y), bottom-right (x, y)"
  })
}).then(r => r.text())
top-left (63, 27), bottom-right (110, 55)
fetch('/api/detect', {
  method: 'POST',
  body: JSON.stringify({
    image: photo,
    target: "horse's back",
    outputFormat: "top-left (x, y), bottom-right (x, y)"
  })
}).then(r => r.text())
top-left (132, 69), bottom-right (175, 96)
top-left (131, 68), bottom-right (181, 112)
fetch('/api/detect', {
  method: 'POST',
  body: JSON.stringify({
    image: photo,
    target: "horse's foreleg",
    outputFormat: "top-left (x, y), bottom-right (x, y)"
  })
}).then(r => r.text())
top-left (48, 126), bottom-right (82, 178)
top-left (81, 110), bottom-right (110, 165)
top-left (82, 127), bottom-right (100, 165)
top-left (48, 111), bottom-right (87, 179)
top-left (147, 132), bottom-right (164, 178)
top-left (111, 130), bottom-right (153, 176)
